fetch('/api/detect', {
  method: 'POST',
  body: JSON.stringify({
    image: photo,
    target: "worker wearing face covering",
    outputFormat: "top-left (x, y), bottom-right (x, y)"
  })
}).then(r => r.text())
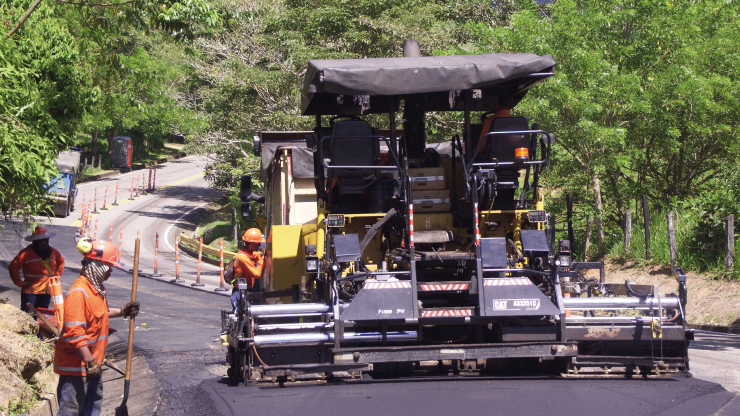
top-left (54, 238), bottom-right (140, 416)
top-left (8, 226), bottom-right (65, 313)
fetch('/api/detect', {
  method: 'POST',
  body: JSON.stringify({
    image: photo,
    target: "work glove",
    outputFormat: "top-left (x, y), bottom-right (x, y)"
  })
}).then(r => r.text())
top-left (121, 301), bottom-right (140, 319)
top-left (85, 360), bottom-right (101, 381)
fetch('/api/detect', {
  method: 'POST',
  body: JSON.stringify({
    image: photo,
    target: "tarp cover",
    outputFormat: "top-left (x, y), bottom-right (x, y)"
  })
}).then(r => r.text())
top-left (261, 142), bottom-right (315, 182)
top-left (55, 150), bottom-right (81, 174)
top-left (301, 53), bottom-right (555, 113)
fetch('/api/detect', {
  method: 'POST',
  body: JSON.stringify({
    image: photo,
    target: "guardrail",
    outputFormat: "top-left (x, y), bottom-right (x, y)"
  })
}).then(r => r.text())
top-left (179, 232), bottom-right (237, 263)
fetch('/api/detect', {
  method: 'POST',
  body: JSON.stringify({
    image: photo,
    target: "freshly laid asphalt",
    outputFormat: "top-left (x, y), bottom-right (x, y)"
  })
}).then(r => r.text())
top-left (1, 157), bottom-right (738, 416)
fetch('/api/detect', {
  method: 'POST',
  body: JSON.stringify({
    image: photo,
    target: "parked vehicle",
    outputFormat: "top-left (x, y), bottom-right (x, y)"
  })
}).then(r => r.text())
top-left (46, 149), bottom-right (80, 218)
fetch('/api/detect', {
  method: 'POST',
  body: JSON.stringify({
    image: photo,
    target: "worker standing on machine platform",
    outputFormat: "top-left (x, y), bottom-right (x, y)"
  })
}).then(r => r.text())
top-left (8, 226), bottom-right (65, 313)
top-left (54, 238), bottom-right (140, 416)
top-left (230, 228), bottom-right (265, 311)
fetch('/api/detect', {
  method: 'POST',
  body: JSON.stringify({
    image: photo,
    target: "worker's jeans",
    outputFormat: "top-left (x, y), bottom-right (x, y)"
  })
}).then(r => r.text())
top-left (20, 292), bottom-right (51, 313)
top-left (57, 375), bottom-right (103, 416)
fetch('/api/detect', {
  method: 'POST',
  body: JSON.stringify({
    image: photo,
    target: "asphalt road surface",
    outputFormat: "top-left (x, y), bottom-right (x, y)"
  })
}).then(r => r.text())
top-left (1, 156), bottom-right (739, 416)
top-left (51, 156), bottom-right (229, 289)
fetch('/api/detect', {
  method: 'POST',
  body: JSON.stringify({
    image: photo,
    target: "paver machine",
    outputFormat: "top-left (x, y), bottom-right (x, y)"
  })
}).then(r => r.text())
top-left (223, 42), bottom-right (692, 384)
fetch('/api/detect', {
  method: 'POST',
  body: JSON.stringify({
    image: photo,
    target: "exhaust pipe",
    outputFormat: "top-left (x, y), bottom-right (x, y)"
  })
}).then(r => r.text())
top-left (403, 39), bottom-right (421, 57)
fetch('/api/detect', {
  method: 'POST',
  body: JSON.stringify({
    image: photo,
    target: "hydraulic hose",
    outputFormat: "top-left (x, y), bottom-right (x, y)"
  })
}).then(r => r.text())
top-left (625, 280), bottom-right (651, 298)
top-left (359, 208), bottom-right (396, 254)
top-left (507, 238), bottom-right (524, 262)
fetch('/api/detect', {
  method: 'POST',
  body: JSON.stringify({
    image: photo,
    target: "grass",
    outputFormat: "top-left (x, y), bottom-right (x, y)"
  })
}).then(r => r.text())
top-left (568, 207), bottom-right (740, 280)
top-left (76, 144), bottom-right (185, 181)
top-left (195, 198), bottom-right (240, 253)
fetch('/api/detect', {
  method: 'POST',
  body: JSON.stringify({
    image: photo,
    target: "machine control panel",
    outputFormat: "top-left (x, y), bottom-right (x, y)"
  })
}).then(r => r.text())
top-left (327, 214), bottom-right (346, 228)
top-left (528, 210), bottom-right (547, 223)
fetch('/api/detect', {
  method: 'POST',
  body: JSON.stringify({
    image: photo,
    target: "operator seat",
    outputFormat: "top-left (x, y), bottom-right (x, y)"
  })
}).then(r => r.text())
top-left (327, 120), bottom-right (381, 213)
top-left (330, 120), bottom-right (379, 176)
top-left (486, 117), bottom-right (530, 210)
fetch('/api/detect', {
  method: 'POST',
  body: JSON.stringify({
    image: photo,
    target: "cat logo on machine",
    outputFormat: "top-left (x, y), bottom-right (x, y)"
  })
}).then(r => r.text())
top-left (493, 299), bottom-right (541, 311)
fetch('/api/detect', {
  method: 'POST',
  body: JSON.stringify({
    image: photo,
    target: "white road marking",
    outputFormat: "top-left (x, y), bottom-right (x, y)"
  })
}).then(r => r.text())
top-left (163, 202), bottom-right (220, 269)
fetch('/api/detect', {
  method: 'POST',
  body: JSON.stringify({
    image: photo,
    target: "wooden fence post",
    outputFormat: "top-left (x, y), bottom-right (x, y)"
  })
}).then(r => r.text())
top-left (584, 216), bottom-right (593, 260)
top-left (667, 211), bottom-right (677, 270)
top-left (624, 209), bottom-right (632, 253)
top-left (642, 195), bottom-right (651, 260)
top-left (566, 194), bottom-right (574, 253)
top-left (727, 215), bottom-right (734, 276)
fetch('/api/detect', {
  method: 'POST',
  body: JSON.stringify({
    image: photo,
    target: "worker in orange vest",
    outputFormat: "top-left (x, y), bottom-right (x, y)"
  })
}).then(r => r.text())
top-left (230, 228), bottom-right (265, 311)
top-left (8, 226), bottom-right (65, 313)
top-left (54, 239), bottom-right (140, 415)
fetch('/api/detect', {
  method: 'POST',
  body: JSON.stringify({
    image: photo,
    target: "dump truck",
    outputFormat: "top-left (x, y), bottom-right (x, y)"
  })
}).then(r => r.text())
top-left (46, 149), bottom-right (81, 218)
top-left (222, 42), bottom-right (692, 384)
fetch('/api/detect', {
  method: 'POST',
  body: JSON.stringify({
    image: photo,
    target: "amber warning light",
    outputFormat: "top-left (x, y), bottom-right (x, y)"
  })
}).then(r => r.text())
top-left (515, 147), bottom-right (530, 162)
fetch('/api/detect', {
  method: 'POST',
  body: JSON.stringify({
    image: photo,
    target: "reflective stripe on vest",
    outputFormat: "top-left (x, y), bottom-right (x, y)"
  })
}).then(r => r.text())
top-left (68, 287), bottom-right (89, 298)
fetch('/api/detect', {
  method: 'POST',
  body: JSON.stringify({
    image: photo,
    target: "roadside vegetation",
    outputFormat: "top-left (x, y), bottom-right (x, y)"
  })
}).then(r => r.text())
top-left (2, 0), bottom-right (740, 284)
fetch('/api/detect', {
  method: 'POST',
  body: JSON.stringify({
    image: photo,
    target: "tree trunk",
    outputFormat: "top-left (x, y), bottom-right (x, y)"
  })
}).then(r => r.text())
top-left (232, 207), bottom-right (239, 245)
top-left (91, 131), bottom-right (98, 160)
top-left (584, 216), bottom-right (593, 260)
top-left (592, 173), bottom-right (605, 257)
top-left (105, 129), bottom-right (118, 156)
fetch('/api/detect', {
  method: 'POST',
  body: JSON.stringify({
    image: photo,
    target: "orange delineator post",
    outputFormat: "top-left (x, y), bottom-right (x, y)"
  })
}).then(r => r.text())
top-left (152, 170), bottom-right (156, 191)
top-left (79, 194), bottom-right (85, 220)
top-left (112, 181), bottom-right (119, 206)
top-left (102, 186), bottom-right (108, 210)
top-left (171, 236), bottom-right (184, 283)
top-left (148, 169), bottom-right (152, 192)
top-left (93, 188), bottom-right (98, 213)
top-left (191, 237), bottom-right (205, 287)
top-left (94, 217), bottom-right (98, 239)
top-left (135, 175), bottom-right (140, 197)
top-left (152, 232), bottom-right (161, 277)
top-left (48, 276), bottom-right (64, 329)
top-left (129, 178), bottom-right (134, 200)
top-left (215, 238), bottom-right (228, 291)
top-left (79, 204), bottom-right (86, 235)
top-left (117, 226), bottom-right (124, 264)
top-left (109, 224), bottom-right (113, 242)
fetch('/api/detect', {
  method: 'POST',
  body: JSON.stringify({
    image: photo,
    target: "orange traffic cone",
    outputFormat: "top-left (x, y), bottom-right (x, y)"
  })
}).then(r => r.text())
top-left (48, 276), bottom-right (64, 329)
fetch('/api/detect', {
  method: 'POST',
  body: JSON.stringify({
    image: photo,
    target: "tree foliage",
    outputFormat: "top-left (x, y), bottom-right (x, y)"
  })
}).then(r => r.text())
top-left (1, 0), bottom-right (91, 219)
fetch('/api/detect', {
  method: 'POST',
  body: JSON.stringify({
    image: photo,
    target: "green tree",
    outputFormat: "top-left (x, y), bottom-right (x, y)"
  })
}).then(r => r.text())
top-left (1, 0), bottom-right (91, 221)
top-left (462, 0), bottom-right (740, 257)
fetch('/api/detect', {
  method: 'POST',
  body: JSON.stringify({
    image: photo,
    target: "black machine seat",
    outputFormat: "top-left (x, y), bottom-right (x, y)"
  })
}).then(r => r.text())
top-left (486, 116), bottom-right (530, 187)
top-left (331, 120), bottom-right (379, 175)
top-left (483, 117), bottom-right (531, 211)
top-left (487, 116), bottom-right (530, 164)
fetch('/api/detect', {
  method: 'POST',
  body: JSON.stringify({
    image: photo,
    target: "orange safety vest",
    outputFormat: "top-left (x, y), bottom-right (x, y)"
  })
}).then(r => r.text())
top-left (54, 276), bottom-right (109, 376)
top-left (9, 246), bottom-right (64, 294)
top-left (232, 249), bottom-right (264, 289)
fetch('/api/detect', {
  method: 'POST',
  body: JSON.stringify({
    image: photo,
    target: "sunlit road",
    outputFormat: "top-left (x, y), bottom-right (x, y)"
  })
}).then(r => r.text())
top-left (45, 155), bottom-right (227, 289)
top-left (1, 157), bottom-right (739, 416)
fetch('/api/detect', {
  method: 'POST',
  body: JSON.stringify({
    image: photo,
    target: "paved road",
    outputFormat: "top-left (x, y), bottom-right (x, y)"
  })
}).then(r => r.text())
top-left (1, 157), bottom-right (739, 416)
top-left (47, 156), bottom-right (229, 289)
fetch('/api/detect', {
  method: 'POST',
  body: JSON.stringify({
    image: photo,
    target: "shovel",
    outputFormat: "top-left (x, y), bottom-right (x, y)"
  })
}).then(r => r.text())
top-left (116, 237), bottom-right (140, 416)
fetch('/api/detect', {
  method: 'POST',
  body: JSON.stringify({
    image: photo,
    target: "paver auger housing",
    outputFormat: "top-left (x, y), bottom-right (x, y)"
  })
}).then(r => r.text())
top-left (223, 44), bottom-right (692, 384)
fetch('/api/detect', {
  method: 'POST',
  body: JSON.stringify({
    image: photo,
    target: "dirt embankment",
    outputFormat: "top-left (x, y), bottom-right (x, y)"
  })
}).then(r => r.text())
top-left (0, 304), bottom-right (56, 416)
top-left (590, 260), bottom-right (740, 328)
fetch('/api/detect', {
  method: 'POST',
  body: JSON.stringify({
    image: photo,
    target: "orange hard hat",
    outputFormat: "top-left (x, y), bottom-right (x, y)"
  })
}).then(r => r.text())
top-left (26, 226), bottom-right (56, 241)
top-left (84, 239), bottom-right (121, 267)
top-left (242, 228), bottom-right (264, 243)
